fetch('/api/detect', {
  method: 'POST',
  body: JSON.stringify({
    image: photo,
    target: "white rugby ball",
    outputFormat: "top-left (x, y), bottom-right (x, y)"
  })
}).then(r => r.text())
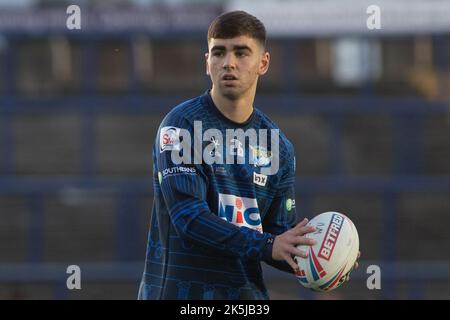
top-left (295, 211), bottom-right (359, 292)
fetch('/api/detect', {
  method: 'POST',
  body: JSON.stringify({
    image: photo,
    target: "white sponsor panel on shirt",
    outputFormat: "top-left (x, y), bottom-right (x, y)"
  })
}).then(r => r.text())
top-left (218, 193), bottom-right (263, 233)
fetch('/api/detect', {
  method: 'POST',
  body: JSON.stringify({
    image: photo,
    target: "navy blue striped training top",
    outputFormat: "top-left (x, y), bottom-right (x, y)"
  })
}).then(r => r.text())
top-left (138, 90), bottom-right (298, 300)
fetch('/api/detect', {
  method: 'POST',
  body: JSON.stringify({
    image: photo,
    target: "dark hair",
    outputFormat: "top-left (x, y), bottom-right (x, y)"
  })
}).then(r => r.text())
top-left (207, 11), bottom-right (267, 48)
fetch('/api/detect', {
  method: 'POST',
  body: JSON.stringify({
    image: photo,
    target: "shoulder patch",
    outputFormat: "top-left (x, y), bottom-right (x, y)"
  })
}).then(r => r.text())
top-left (160, 126), bottom-right (181, 153)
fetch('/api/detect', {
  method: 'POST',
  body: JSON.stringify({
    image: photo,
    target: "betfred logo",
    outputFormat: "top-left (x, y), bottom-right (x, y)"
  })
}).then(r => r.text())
top-left (160, 126), bottom-right (181, 153)
top-left (318, 214), bottom-right (344, 261)
top-left (218, 193), bottom-right (263, 233)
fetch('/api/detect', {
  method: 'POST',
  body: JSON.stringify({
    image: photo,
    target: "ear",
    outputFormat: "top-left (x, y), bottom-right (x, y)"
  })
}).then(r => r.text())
top-left (205, 52), bottom-right (210, 76)
top-left (258, 51), bottom-right (270, 76)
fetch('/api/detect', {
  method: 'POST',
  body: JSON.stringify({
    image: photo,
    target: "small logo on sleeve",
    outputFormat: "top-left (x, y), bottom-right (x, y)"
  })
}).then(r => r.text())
top-left (286, 198), bottom-right (295, 211)
top-left (160, 126), bottom-right (181, 153)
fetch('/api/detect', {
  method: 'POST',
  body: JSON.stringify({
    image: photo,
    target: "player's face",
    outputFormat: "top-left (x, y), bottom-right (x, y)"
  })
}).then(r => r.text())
top-left (205, 35), bottom-right (270, 100)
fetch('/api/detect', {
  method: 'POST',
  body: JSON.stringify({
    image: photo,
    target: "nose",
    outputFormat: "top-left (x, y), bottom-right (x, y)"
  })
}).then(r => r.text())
top-left (222, 52), bottom-right (236, 70)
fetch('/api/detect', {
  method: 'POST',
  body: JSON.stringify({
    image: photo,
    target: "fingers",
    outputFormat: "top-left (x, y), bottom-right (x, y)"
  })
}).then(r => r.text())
top-left (294, 218), bottom-right (311, 230)
top-left (273, 220), bottom-right (321, 273)
top-left (290, 247), bottom-right (309, 259)
top-left (279, 235), bottom-right (310, 259)
top-left (292, 224), bottom-right (316, 237)
top-left (346, 252), bottom-right (362, 282)
top-left (353, 251), bottom-right (361, 270)
top-left (296, 218), bottom-right (309, 228)
top-left (285, 254), bottom-right (300, 272)
top-left (294, 236), bottom-right (316, 246)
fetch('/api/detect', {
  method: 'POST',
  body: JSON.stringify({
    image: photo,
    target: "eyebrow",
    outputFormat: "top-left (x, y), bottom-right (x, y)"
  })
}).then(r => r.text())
top-left (210, 45), bottom-right (253, 53)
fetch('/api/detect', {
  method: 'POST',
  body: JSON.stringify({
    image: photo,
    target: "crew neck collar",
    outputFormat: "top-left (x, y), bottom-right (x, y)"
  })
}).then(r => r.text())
top-left (203, 90), bottom-right (256, 128)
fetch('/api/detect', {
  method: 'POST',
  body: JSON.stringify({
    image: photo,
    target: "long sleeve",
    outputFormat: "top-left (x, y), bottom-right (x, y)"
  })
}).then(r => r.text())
top-left (261, 151), bottom-right (298, 274)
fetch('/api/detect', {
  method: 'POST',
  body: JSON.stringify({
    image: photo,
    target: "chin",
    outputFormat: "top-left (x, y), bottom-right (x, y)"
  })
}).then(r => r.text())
top-left (219, 85), bottom-right (242, 100)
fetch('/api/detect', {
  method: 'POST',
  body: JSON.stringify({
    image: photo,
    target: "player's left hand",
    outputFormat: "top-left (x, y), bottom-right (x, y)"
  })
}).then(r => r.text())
top-left (345, 251), bottom-right (361, 282)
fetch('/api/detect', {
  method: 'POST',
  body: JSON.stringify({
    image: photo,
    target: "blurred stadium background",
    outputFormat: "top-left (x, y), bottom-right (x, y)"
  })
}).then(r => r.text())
top-left (0, 0), bottom-right (449, 299)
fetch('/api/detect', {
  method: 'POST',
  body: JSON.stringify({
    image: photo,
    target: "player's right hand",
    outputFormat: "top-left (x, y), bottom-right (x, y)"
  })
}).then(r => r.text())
top-left (272, 218), bottom-right (317, 272)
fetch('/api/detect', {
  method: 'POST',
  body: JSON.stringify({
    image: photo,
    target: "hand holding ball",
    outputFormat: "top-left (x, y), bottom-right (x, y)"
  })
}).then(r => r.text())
top-left (295, 212), bottom-right (359, 292)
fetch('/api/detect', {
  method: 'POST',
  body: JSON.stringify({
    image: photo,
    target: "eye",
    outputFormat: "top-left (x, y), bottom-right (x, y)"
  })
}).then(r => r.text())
top-left (212, 51), bottom-right (224, 57)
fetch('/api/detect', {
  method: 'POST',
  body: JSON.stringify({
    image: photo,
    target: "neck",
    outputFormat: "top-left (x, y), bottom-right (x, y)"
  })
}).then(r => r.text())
top-left (210, 86), bottom-right (256, 124)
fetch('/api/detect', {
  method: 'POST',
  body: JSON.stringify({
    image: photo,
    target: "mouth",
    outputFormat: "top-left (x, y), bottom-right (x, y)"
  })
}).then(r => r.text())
top-left (221, 74), bottom-right (238, 81)
top-left (221, 74), bottom-right (239, 86)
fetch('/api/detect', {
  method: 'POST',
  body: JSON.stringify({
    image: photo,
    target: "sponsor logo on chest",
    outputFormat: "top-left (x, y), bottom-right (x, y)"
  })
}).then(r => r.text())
top-left (218, 193), bottom-right (263, 233)
top-left (253, 172), bottom-right (268, 187)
